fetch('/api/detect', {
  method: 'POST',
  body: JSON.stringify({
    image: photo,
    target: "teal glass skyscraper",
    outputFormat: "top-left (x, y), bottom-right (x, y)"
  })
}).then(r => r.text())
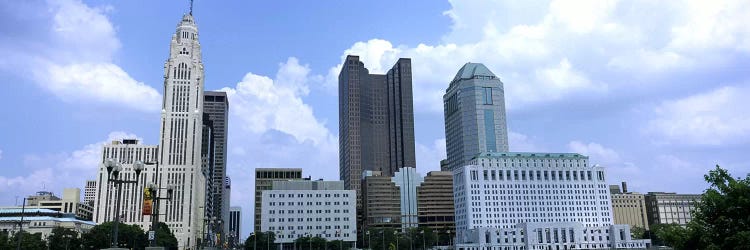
top-left (443, 63), bottom-right (509, 171)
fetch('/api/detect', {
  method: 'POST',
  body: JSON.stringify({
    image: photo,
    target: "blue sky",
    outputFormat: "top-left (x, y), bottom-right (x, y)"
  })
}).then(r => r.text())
top-left (1, 0), bottom-right (750, 239)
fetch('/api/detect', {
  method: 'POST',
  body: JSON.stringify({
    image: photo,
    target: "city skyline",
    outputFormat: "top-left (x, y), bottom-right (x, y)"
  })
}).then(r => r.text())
top-left (1, 0), bottom-right (749, 241)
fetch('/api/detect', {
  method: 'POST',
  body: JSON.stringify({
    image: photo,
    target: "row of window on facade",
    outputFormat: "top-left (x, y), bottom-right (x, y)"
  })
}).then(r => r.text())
top-left (268, 217), bottom-right (352, 223)
top-left (268, 225), bottom-right (350, 231)
top-left (469, 169), bottom-right (604, 182)
top-left (268, 201), bottom-right (350, 206)
top-left (268, 193), bottom-right (350, 198)
top-left (267, 209), bottom-right (351, 214)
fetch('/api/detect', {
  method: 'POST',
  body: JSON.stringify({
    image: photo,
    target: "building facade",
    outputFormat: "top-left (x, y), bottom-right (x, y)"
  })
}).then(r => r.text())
top-left (452, 153), bottom-right (649, 249)
top-left (338, 55), bottom-right (417, 192)
top-left (93, 140), bottom-right (159, 229)
top-left (455, 223), bottom-right (650, 250)
top-left (155, 12), bottom-right (209, 248)
top-left (204, 91), bottom-right (229, 226)
top-left (610, 183), bottom-right (649, 230)
top-left (84, 180), bottom-right (96, 206)
top-left (362, 169), bottom-right (455, 232)
top-left (644, 192), bottom-right (701, 227)
top-left (444, 63), bottom-right (510, 171)
top-left (417, 171), bottom-right (455, 232)
top-left (453, 153), bottom-right (613, 231)
top-left (260, 180), bottom-right (356, 244)
top-left (0, 208), bottom-right (96, 239)
top-left (254, 168), bottom-right (304, 232)
top-left (229, 206), bottom-right (242, 248)
top-left (19, 189), bottom-right (93, 221)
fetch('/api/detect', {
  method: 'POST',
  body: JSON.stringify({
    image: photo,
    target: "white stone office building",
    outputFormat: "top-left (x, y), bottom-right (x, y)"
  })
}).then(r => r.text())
top-left (84, 180), bottom-right (97, 206)
top-left (452, 153), bottom-right (650, 249)
top-left (261, 180), bottom-right (356, 244)
top-left (93, 140), bottom-right (159, 230)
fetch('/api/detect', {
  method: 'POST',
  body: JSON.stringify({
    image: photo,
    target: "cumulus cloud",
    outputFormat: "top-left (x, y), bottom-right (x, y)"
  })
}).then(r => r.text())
top-left (508, 131), bottom-right (545, 152)
top-left (0, 0), bottom-right (159, 112)
top-left (647, 85), bottom-right (750, 146)
top-left (220, 57), bottom-right (334, 147)
top-left (568, 141), bottom-right (621, 165)
top-left (221, 57), bottom-right (338, 230)
top-left (0, 131), bottom-right (140, 205)
top-left (322, 0), bottom-right (750, 114)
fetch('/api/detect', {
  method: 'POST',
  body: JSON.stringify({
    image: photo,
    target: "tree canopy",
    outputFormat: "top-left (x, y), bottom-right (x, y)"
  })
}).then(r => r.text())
top-left (652, 165), bottom-right (750, 250)
top-left (153, 222), bottom-right (178, 249)
top-left (81, 221), bottom-right (147, 250)
top-left (48, 227), bottom-right (83, 250)
top-left (244, 231), bottom-right (276, 250)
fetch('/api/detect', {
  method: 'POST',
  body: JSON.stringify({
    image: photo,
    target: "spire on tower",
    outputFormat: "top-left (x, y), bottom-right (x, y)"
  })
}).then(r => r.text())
top-left (189, 0), bottom-right (194, 15)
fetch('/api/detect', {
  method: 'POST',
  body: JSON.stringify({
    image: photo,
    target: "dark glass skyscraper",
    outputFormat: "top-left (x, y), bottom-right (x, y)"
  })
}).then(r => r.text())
top-left (339, 55), bottom-right (416, 194)
top-left (203, 91), bottom-right (229, 227)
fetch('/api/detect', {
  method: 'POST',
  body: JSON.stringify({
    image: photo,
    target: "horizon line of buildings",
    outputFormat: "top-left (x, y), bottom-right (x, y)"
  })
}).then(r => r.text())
top-left (0, 9), bottom-right (707, 250)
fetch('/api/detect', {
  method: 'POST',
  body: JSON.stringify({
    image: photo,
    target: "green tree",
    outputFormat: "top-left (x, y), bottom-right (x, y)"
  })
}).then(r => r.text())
top-left (9, 231), bottom-right (47, 250)
top-left (150, 222), bottom-right (178, 249)
top-left (244, 231), bottom-right (276, 250)
top-left (81, 221), bottom-right (147, 250)
top-left (630, 226), bottom-right (646, 239)
top-left (649, 166), bottom-right (750, 250)
top-left (0, 232), bottom-right (10, 250)
top-left (652, 223), bottom-right (690, 249)
top-left (687, 165), bottom-right (750, 250)
top-left (48, 227), bottom-right (82, 250)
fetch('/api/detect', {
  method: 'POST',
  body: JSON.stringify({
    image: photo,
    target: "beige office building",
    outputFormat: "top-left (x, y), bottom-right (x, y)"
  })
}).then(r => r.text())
top-left (361, 169), bottom-right (455, 232)
top-left (253, 168), bottom-right (303, 232)
top-left (610, 184), bottom-right (648, 230)
top-left (417, 171), bottom-right (455, 232)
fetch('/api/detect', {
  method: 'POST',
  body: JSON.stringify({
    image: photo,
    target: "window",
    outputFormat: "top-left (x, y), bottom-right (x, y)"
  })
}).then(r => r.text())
top-left (483, 87), bottom-right (493, 105)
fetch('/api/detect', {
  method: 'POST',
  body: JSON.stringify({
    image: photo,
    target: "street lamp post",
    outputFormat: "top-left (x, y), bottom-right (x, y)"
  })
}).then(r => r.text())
top-left (105, 158), bottom-right (144, 248)
top-left (421, 231), bottom-right (425, 250)
top-left (143, 160), bottom-right (174, 248)
top-left (366, 231), bottom-right (370, 250)
top-left (395, 231), bottom-right (399, 250)
top-left (146, 182), bottom-right (174, 247)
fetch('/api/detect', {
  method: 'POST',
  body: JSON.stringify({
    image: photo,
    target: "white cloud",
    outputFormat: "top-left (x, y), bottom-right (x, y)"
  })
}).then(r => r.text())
top-left (323, 0), bottom-right (750, 114)
top-left (0, 131), bottom-right (140, 205)
top-left (508, 131), bottom-right (545, 152)
top-left (0, 0), bottom-right (159, 112)
top-left (568, 140), bottom-right (621, 165)
top-left (221, 57), bottom-right (334, 147)
top-left (667, 0), bottom-right (750, 52)
top-left (647, 85), bottom-right (750, 146)
top-left (37, 63), bottom-right (161, 112)
top-left (222, 57), bottom-right (339, 231)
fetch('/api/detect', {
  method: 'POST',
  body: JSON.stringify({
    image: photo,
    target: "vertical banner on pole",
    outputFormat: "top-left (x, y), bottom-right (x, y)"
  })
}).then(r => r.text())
top-left (143, 187), bottom-right (153, 215)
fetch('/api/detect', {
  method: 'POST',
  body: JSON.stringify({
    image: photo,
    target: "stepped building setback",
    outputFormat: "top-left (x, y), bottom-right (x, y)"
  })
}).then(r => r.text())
top-left (444, 63), bottom-right (650, 249)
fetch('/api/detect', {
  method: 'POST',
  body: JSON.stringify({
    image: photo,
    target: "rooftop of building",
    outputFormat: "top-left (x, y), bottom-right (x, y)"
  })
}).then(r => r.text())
top-left (271, 179), bottom-right (346, 190)
top-left (255, 168), bottom-right (303, 172)
top-left (0, 216), bottom-right (96, 225)
top-left (0, 208), bottom-right (62, 215)
top-left (450, 62), bottom-right (498, 85)
top-left (471, 152), bottom-right (589, 160)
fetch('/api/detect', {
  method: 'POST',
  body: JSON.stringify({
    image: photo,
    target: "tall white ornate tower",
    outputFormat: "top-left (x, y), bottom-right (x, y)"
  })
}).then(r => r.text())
top-left (158, 12), bottom-right (206, 248)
